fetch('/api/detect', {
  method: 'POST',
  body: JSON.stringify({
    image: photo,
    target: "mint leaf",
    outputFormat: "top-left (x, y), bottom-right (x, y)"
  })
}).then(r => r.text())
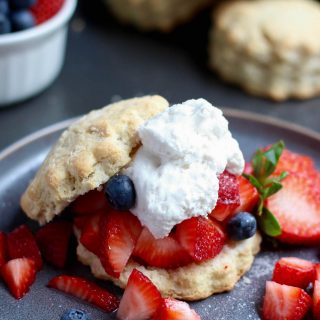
top-left (259, 208), bottom-right (282, 237)
top-left (247, 140), bottom-right (288, 239)
top-left (278, 171), bottom-right (289, 181)
top-left (257, 199), bottom-right (264, 216)
top-left (252, 150), bottom-right (264, 179)
top-left (243, 174), bottom-right (262, 191)
top-left (252, 141), bottom-right (285, 181)
top-left (262, 141), bottom-right (285, 177)
top-left (263, 181), bottom-right (283, 198)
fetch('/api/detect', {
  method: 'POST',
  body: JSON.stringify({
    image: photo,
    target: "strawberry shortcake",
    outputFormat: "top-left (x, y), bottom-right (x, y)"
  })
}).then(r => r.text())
top-left (21, 95), bottom-right (261, 300)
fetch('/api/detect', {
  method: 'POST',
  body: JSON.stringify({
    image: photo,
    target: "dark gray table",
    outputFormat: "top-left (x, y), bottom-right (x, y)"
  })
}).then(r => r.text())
top-left (0, 0), bottom-right (319, 151)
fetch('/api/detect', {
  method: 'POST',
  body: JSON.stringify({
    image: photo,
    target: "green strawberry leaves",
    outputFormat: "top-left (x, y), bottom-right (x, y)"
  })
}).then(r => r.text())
top-left (243, 141), bottom-right (288, 237)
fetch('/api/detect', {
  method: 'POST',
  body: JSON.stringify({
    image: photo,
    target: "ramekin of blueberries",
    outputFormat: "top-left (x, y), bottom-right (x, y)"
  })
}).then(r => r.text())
top-left (0, 0), bottom-right (37, 34)
top-left (0, 0), bottom-right (76, 106)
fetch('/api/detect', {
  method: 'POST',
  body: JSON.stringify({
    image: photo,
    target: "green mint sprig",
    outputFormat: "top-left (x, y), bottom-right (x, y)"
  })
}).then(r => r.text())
top-left (243, 141), bottom-right (289, 237)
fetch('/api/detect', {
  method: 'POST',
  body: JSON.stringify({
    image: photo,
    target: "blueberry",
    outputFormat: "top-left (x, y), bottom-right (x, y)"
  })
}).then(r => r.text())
top-left (227, 212), bottom-right (257, 241)
top-left (0, 12), bottom-right (10, 34)
top-left (10, 0), bottom-right (36, 10)
top-left (61, 309), bottom-right (90, 320)
top-left (0, 1), bottom-right (9, 15)
top-left (104, 174), bottom-right (136, 211)
top-left (11, 10), bottom-right (35, 31)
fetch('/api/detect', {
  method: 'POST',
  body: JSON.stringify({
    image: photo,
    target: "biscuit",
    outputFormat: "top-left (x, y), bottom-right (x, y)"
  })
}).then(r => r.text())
top-left (77, 232), bottom-right (262, 301)
top-left (105, 0), bottom-right (214, 32)
top-left (20, 96), bottom-right (169, 224)
top-left (209, 0), bottom-right (320, 101)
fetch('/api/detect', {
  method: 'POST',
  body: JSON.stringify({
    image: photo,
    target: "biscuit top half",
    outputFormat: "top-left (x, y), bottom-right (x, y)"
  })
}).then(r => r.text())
top-left (214, 0), bottom-right (320, 61)
top-left (20, 96), bottom-right (169, 224)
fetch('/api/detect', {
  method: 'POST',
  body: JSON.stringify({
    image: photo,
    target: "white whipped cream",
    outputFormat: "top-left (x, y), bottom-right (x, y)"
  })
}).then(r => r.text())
top-left (125, 99), bottom-right (244, 239)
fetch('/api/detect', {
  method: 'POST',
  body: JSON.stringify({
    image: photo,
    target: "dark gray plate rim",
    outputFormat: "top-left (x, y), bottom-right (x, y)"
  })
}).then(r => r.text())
top-left (1, 108), bottom-right (320, 161)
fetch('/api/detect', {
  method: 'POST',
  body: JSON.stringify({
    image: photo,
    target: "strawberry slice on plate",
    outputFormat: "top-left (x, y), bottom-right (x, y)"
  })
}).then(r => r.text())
top-left (262, 281), bottom-right (311, 320)
top-left (7, 225), bottom-right (42, 270)
top-left (0, 231), bottom-right (8, 269)
top-left (36, 221), bottom-right (72, 268)
top-left (174, 216), bottom-right (225, 262)
top-left (236, 175), bottom-right (259, 213)
top-left (272, 257), bottom-right (315, 289)
top-left (210, 170), bottom-right (240, 221)
top-left (315, 264), bottom-right (320, 281)
top-left (133, 227), bottom-right (192, 268)
top-left (117, 269), bottom-right (162, 320)
top-left (48, 275), bottom-right (119, 312)
top-left (274, 149), bottom-right (316, 176)
top-left (31, 0), bottom-right (64, 25)
top-left (154, 298), bottom-right (201, 320)
top-left (266, 172), bottom-right (320, 244)
top-left (79, 211), bottom-right (104, 256)
top-left (2, 258), bottom-right (37, 300)
top-left (99, 210), bottom-right (142, 278)
top-left (313, 280), bottom-right (320, 319)
top-left (71, 190), bottom-right (108, 216)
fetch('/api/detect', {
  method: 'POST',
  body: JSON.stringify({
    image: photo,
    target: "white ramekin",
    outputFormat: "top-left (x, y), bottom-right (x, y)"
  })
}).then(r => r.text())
top-left (0, 0), bottom-right (77, 107)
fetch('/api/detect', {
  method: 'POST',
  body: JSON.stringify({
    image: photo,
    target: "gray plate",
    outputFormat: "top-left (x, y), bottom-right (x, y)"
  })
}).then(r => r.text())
top-left (0, 110), bottom-right (319, 320)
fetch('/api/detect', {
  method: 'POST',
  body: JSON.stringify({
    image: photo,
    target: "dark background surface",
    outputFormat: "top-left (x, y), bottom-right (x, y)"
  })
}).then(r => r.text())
top-left (0, 0), bottom-right (319, 152)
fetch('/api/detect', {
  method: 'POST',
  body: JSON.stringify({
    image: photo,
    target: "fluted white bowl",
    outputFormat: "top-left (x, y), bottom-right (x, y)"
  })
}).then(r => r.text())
top-left (0, 0), bottom-right (77, 106)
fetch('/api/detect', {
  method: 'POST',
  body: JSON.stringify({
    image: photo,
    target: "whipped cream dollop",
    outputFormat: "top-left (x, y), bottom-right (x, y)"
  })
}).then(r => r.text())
top-left (125, 99), bottom-right (244, 239)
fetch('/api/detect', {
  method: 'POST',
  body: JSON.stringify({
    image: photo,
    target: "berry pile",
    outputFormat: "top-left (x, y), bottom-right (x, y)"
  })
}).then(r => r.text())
top-left (0, 220), bottom-right (200, 319)
top-left (0, 0), bottom-right (64, 35)
top-left (72, 170), bottom-right (259, 278)
top-left (0, 222), bottom-right (73, 299)
top-left (262, 256), bottom-right (320, 320)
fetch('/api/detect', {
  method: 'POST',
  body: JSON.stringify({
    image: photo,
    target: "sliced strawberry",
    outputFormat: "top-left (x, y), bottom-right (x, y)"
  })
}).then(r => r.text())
top-left (31, 0), bottom-right (64, 25)
top-left (7, 225), bottom-right (42, 270)
top-left (274, 149), bottom-right (316, 176)
top-left (133, 228), bottom-right (192, 269)
top-left (313, 280), bottom-right (320, 319)
top-left (0, 231), bottom-right (8, 269)
top-left (48, 275), bottom-right (119, 312)
top-left (210, 170), bottom-right (240, 221)
top-left (236, 175), bottom-right (259, 213)
top-left (36, 221), bottom-right (72, 268)
top-left (266, 172), bottom-right (320, 244)
top-left (315, 264), bottom-right (320, 281)
top-left (79, 211), bottom-right (104, 256)
top-left (272, 257), bottom-right (315, 288)
top-left (117, 269), bottom-right (162, 320)
top-left (71, 190), bottom-right (109, 216)
top-left (1, 258), bottom-right (36, 299)
top-left (262, 281), bottom-right (311, 320)
top-left (154, 298), bottom-right (201, 320)
top-left (174, 217), bottom-right (225, 262)
top-left (73, 215), bottom-right (88, 231)
top-left (99, 210), bottom-right (142, 278)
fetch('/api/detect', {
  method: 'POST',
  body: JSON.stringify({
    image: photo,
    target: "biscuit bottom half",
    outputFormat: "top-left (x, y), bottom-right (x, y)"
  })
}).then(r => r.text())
top-left (76, 232), bottom-right (262, 301)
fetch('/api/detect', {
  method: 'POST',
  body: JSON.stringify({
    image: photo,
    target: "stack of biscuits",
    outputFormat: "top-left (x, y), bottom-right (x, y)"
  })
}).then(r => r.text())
top-left (104, 0), bottom-right (320, 101)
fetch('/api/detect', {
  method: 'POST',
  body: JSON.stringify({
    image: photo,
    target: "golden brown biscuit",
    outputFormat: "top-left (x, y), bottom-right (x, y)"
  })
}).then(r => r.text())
top-left (20, 96), bottom-right (169, 224)
top-left (209, 0), bottom-right (320, 101)
top-left (77, 232), bottom-right (261, 300)
top-left (105, 0), bottom-right (214, 32)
